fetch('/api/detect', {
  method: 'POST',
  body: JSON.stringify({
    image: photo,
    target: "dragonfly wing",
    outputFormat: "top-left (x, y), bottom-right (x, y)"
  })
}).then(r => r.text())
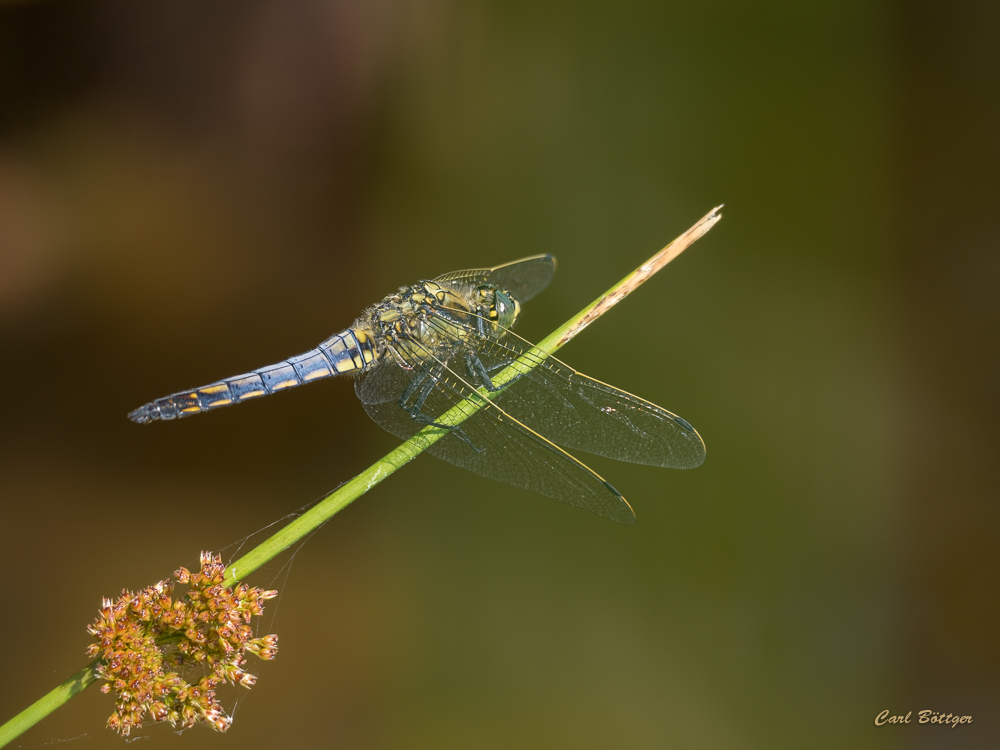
top-left (355, 355), bottom-right (636, 525)
top-left (432, 255), bottom-right (556, 303)
top-left (423, 316), bottom-right (706, 469)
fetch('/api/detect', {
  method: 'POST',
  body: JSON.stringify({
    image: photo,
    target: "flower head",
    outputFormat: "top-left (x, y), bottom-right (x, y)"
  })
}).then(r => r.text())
top-left (87, 552), bottom-right (278, 736)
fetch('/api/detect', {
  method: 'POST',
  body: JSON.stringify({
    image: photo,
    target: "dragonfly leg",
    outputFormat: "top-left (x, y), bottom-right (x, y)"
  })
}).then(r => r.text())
top-left (399, 366), bottom-right (484, 453)
top-left (464, 351), bottom-right (524, 392)
top-left (399, 366), bottom-right (431, 404)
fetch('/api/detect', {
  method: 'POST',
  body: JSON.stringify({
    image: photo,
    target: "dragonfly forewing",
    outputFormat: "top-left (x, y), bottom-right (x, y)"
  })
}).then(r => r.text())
top-left (419, 311), bottom-right (707, 469)
top-left (433, 254), bottom-right (556, 304)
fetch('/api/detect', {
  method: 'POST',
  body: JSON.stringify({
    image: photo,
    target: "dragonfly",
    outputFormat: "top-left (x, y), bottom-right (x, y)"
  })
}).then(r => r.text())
top-left (129, 256), bottom-right (705, 524)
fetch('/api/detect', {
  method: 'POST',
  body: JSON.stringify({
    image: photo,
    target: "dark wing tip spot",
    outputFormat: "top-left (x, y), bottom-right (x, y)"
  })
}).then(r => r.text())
top-left (673, 416), bottom-right (695, 432)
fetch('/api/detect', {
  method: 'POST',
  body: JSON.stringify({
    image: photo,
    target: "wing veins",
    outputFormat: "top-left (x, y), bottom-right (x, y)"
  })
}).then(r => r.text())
top-left (379, 327), bottom-right (635, 523)
top-left (423, 305), bottom-right (706, 468)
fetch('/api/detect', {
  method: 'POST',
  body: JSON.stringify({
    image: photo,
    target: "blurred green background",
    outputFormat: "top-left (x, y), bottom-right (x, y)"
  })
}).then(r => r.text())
top-left (1, 1), bottom-right (997, 748)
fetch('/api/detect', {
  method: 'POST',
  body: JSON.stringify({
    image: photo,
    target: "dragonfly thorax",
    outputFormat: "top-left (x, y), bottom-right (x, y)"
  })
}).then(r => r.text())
top-left (357, 280), bottom-right (522, 367)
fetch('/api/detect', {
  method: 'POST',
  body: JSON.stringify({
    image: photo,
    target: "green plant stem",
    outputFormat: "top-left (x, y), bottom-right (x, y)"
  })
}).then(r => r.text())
top-left (0, 206), bottom-right (721, 748)
top-left (0, 665), bottom-right (99, 747)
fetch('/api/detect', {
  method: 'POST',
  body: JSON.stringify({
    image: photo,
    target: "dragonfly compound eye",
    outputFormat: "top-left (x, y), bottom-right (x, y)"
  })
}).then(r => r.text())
top-left (492, 289), bottom-right (519, 331)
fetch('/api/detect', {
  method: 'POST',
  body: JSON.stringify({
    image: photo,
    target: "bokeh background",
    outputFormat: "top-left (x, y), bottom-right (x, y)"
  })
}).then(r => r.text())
top-left (1, 1), bottom-right (997, 748)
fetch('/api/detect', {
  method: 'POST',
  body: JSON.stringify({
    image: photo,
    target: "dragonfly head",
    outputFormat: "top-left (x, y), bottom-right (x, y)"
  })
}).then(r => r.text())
top-left (476, 285), bottom-right (521, 335)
